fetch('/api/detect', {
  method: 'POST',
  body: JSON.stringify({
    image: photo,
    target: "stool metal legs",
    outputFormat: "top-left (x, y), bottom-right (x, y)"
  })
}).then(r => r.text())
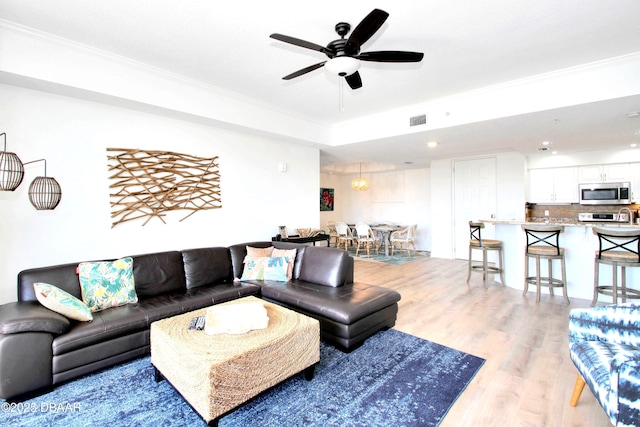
top-left (592, 261), bottom-right (640, 306)
top-left (467, 245), bottom-right (506, 286)
top-left (524, 253), bottom-right (569, 304)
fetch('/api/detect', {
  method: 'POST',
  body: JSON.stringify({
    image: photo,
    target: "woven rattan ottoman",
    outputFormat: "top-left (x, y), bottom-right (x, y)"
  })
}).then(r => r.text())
top-left (150, 296), bottom-right (320, 426)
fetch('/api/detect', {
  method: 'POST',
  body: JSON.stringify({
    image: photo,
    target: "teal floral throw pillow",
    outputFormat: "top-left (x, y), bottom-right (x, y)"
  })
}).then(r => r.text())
top-left (240, 256), bottom-right (289, 282)
top-left (33, 282), bottom-right (93, 321)
top-left (78, 257), bottom-right (138, 312)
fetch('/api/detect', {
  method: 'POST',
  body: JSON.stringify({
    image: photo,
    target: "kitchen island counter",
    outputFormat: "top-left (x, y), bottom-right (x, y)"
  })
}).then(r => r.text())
top-left (482, 219), bottom-right (640, 228)
top-left (476, 219), bottom-right (640, 302)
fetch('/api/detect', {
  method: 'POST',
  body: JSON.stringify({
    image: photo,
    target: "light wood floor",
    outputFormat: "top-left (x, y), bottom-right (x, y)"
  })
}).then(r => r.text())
top-left (353, 255), bottom-right (612, 427)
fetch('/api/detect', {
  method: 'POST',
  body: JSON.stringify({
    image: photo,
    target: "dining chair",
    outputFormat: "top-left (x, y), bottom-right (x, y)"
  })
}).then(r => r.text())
top-left (326, 221), bottom-right (338, 247)
top-left (390, 224), bottom-right (417, 256)
top-left (354, 222), bottom-right (380, 257)
top-left (335, 222), bottom-right (355, 251)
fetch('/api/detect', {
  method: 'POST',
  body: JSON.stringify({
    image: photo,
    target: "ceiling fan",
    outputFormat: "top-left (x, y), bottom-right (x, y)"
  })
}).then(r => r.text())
top-left (270, 9), bottom-right (424, 90)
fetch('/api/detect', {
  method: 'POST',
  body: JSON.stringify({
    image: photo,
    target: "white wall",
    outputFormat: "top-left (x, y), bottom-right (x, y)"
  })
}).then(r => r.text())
top-left (430, 152), bottom-right (527, 259)
top-left (496, 152), bottom-right (527, 221)
top-left (429, 159), bottom-right (454, 258)
top-left (0, 84), bottom-right (320, 304)
top-left (320, 168), bottom-right (431, 251)
top-left (318, 173), bottom-right (343, 231)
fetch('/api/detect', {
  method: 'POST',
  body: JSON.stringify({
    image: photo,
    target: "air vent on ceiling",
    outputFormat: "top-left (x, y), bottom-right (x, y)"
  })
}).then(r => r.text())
top-left (409, 114), bottom-right (427, 127)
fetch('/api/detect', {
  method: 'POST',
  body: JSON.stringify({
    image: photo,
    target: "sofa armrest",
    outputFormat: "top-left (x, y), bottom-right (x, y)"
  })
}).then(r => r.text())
top-left (0, 301), bottom-right (70, 335)
top-left (569, 304), bottom-right (640, 347)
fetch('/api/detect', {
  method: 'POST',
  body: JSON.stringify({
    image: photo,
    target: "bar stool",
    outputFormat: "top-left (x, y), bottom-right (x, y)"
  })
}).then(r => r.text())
top-left (592, 227), bottom-right (640, 306)
top-left (522, 225), bottom-right (569, 304)
top-left (467, 221), bottom-right (506, 286)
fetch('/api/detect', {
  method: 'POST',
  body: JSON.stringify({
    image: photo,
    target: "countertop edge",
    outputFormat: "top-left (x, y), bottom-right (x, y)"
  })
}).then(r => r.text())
top-left (479, 219), bottom-right (640, 228)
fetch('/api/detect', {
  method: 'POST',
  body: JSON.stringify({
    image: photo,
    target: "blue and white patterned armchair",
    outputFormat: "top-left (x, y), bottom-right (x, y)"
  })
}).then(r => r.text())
top-left (569, 304), bottom-right (640, 426)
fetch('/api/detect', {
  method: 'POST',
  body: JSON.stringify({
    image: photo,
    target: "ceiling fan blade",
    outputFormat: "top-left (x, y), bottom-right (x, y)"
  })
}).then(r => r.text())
top-left (345, 9), bottom-right (389, 55)
top-left (345, 71), bottom-right (363, 90)
top-left (270, 33), bottom-right (332, 57)
top-left (282, 61), bottom-right (327, 80)
top-left (356, 51), bottom-right (424, 63)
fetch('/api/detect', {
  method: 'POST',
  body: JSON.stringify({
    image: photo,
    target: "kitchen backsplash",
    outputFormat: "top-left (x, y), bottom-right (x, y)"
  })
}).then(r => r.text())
top-left (527, 203), bottom-right (640, 222)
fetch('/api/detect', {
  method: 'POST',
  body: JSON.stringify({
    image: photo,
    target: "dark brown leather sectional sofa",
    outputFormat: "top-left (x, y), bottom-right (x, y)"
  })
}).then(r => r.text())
top-left (0, 241), bottom-right (400, 400)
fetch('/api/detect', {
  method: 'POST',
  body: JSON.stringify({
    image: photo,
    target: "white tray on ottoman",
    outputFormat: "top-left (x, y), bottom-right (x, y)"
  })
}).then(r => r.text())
top-left (150, 296), bottom-right (320, 426)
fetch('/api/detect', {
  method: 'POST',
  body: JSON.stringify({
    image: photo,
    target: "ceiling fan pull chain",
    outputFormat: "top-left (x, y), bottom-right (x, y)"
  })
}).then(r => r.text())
top-left (339, 77), bottom-right (344, 112)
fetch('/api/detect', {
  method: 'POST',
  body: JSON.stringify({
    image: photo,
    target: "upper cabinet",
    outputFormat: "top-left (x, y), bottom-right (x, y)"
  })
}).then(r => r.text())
top-left (578, 163), bottom-right (631, 183)
top-left (630, 163), bottom-right (640, 202)
top-left (529, 167), bottom-right (579, 204)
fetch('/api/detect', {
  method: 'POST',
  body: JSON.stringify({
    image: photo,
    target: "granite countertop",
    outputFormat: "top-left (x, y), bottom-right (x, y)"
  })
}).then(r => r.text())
top-left (480, 219), bottom-right (640, 228)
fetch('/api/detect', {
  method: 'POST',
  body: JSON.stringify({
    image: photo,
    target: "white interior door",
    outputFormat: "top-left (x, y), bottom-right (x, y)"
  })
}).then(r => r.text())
top-left (453, 158), bottom-right (497, 259)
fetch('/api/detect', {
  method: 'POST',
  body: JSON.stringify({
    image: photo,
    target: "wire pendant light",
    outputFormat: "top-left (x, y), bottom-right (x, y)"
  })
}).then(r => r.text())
top-left (0, 132), bottom-right (62, 210)
top-left (25, 159), bottom-right (62, 210)
top-left (0, 133), bottom-right (25, 191)
top-left (351, 163), bottom-right (370, 191)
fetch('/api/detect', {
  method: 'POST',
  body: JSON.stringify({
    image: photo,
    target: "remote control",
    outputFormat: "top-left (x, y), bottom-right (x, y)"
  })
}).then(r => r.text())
top-left (195, 316), bottom-right (206, 330)
top-left (188, 317), bottom-right (198, 330)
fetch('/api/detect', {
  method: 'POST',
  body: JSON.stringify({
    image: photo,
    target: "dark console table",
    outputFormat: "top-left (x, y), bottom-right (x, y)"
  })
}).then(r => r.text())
top-left (272, 234), bottom-right (330, 246)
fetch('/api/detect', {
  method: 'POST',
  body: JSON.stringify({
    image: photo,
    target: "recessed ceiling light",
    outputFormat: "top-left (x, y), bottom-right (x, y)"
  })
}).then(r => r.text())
top-left (427, 141), bottom-right (438, 148)
top-left (627, 111), bottom-right (640, 118)
top-left (540, 140), bottom-right (552, 146)
top-left (631, 143), bottom-right (638, 148)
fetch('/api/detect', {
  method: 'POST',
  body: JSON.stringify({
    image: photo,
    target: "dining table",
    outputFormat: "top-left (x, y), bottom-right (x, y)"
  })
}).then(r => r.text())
top-left (370, 224), bottom-right (405, 256)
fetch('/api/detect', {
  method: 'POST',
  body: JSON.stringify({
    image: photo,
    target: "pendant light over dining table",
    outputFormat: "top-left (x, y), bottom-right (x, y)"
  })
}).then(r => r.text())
top-left (351, 163), bottom-right (370, 191)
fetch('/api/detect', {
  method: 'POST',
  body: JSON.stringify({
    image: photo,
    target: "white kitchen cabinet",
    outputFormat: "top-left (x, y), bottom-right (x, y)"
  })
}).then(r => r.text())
top-left (529, 167), bottom-right (579, 203)
top-left (630, 162), bottom-right (640, 202)
top-left (578, 163), bottom-right (630, 183)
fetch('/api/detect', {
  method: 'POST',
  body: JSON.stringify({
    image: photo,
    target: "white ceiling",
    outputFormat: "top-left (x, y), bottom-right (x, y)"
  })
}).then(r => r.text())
top-left (2, 0), bottom-right (640, 172)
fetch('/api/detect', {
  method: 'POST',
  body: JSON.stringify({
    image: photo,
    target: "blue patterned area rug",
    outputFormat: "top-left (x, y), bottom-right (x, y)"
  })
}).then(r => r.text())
top-left (3, 329), bottom-right (484, 427)
top-left (348, 249), bottom-right (430, 265)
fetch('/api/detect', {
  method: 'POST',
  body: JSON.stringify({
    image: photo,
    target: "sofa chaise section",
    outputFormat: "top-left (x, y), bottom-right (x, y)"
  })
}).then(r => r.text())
top-left (229, 241), bottom-right (401, 352)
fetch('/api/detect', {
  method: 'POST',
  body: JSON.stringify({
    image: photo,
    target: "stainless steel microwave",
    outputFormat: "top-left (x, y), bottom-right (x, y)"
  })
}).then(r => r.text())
top-left (579, 182), bottom-right (631, 205)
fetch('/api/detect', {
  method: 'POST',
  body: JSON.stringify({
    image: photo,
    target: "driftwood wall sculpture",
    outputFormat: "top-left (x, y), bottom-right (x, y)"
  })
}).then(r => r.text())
top-left (107, 148), bottom-right (221, 227)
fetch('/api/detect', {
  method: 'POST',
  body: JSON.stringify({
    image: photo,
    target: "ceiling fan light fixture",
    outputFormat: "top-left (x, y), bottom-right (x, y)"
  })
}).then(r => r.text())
top-left (271, 10), bottom-right (422, 90)
top-left (325, 56), bottom-right (360, 77)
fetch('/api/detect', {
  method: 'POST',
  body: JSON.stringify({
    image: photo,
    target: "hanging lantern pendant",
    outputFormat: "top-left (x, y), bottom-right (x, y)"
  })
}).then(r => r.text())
top-left (0, 133), bottom-right (25, 191)
top-left (351, 163), bottom-right (370, 191)
top-left (24, 159), bottom-right (62, 210)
